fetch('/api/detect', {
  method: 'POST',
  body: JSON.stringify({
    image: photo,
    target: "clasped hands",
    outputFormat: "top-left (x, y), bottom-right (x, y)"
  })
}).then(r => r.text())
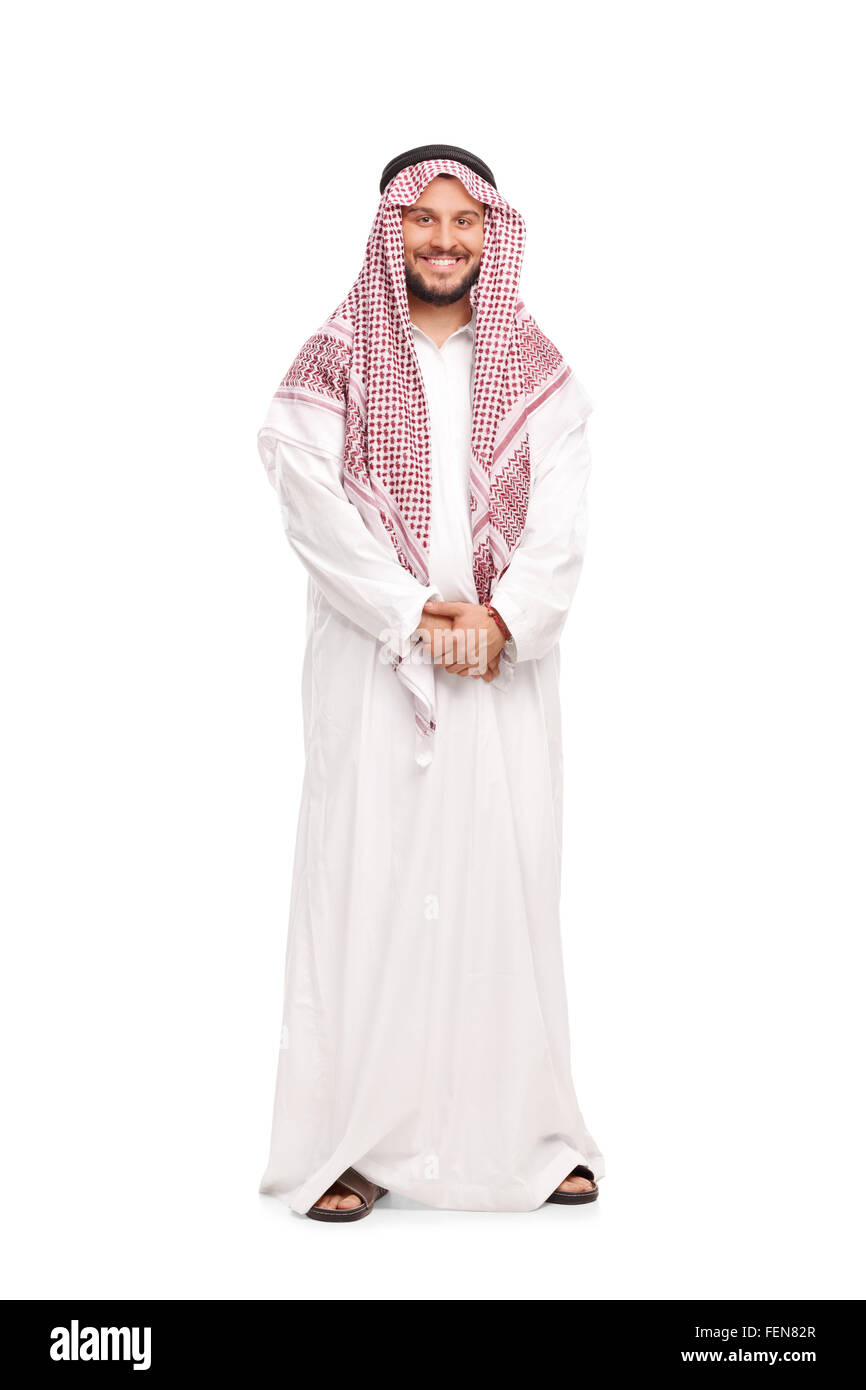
top-left (415, 600), bottom-right (505, 682)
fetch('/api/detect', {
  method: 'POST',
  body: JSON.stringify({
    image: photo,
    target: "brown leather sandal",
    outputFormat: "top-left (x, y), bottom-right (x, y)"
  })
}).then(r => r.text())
top-left (546, 1163), bottom-right (599, 1205)
top-left (306, 1166), bottom-right (389, 1223)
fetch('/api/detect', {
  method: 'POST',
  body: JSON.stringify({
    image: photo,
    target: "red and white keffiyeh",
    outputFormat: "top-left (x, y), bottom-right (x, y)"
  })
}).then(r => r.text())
top-left (259, 157), bottom-right (592, 766)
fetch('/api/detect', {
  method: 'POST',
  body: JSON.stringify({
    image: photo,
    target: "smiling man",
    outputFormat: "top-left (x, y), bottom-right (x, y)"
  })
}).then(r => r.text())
top-left (256, 145), bottom-right (605, 1222)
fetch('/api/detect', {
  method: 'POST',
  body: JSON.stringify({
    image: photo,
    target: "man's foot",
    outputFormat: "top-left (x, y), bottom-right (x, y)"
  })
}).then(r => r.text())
top-left (313, 1186), bottom-right (363, 1212)
top-left (554, 1173), bottom-right (595, 1195)
top-left (306, 1169), bottom-right (388, 1222)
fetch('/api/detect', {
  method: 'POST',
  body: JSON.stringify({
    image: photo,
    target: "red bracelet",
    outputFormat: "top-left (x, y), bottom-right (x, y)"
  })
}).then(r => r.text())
top-left (486, 604), bottom-right (511, 641)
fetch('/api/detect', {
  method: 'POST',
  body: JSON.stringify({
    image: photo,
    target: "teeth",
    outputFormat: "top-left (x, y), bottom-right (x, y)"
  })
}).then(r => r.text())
top-left (425, 257), bottom-right (459, 265)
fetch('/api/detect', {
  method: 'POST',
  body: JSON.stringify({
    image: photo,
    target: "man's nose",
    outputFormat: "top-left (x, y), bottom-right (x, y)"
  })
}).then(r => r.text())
top-left (429, 227), bottom-right (460, 252)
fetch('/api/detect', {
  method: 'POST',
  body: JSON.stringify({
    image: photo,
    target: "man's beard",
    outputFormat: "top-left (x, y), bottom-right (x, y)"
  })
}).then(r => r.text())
top-left (404, 256), bottom-right (482, 306)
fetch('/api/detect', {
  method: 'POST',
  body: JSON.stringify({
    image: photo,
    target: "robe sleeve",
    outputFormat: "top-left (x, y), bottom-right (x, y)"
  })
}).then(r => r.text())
top-left (263, 434), bottom-right (442, 658)
top-left (488, 416), bottom-right (592, 665)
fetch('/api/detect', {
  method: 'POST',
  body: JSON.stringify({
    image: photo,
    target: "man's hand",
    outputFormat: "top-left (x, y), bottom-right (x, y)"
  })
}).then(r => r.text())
top-left (415, 609), bottom-right (453, 656)
top-left (422, 601), bottom-right (504, 680)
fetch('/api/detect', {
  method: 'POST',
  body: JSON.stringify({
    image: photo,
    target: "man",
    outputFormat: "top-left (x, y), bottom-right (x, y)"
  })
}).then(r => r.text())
top-left (257, 145), bottom-right (604, 1220)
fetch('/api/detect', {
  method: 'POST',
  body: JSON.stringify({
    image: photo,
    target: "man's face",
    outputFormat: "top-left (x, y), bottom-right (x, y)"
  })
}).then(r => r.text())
top-left (401, 176), bottom-right (485, 306)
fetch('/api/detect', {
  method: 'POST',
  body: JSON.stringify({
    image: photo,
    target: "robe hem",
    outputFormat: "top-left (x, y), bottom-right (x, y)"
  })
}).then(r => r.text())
top-left (259, 1143), bottom-right (605, 1215)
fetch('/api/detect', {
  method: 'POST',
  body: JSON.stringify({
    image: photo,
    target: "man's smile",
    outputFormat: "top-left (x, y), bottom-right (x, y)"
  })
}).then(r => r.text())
top-left (418, 255), bottom-right (467, 271)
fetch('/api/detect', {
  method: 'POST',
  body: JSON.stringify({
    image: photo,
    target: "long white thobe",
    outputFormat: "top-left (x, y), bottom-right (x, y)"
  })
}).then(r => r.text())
top-left (258, 306), bottom-right (605, 1213)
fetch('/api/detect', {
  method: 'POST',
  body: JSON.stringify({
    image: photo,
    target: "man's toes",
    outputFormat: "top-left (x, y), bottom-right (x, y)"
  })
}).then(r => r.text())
top-left (314, 1188), bottom-right (363, 1211)
top-left (557, 1176), bottom-right (593, 1193)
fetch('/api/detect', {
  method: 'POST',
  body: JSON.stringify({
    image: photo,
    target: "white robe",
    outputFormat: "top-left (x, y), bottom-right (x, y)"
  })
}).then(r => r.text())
top-left (258, 307), bottom-right (605, 1213)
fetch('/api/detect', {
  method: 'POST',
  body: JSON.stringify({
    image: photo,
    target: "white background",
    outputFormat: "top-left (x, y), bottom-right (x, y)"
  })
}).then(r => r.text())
top-left (2, 0), bottom-right (864, 1301)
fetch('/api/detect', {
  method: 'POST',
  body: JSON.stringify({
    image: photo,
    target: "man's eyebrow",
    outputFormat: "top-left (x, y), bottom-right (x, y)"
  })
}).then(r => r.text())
top-left (407, 205), bottom-right (482, 217)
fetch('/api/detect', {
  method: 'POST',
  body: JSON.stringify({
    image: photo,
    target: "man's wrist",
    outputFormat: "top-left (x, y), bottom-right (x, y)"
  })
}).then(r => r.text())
top-left (485, 604), bottom-right (512, 642)
top-left (486, 592), bottom-right (521, 662)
